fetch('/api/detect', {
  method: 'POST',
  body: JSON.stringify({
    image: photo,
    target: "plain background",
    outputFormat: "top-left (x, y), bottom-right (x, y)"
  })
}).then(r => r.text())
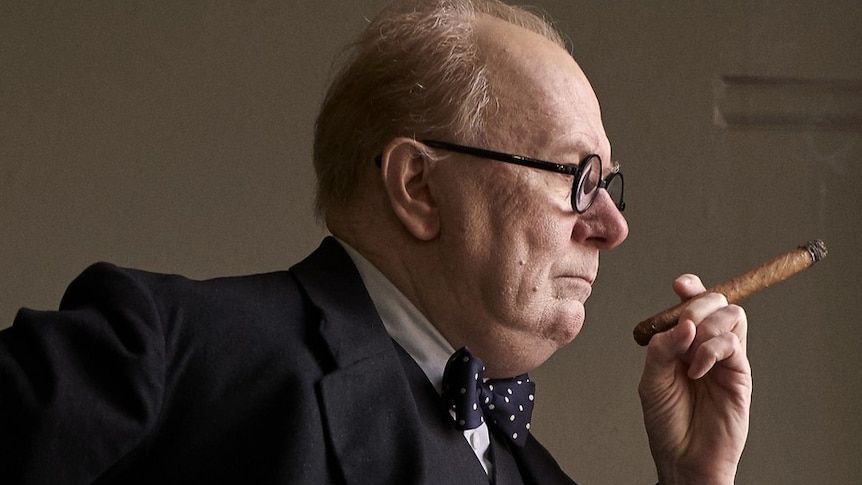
top-left (2, 1), bottom-right (860, 482)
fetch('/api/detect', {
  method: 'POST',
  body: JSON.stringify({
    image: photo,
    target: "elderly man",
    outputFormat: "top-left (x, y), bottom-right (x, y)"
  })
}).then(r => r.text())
top-left (0, 0), bottom-right (751, 483)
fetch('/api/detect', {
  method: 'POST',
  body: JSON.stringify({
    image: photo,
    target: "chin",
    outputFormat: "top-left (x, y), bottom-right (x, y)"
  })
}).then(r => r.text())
top-left (552, 322), bottom-right (582, 349)
top-left (529, 320), bottom-right (584, 367)
top-left (547, 306), bottom-right (585, 347)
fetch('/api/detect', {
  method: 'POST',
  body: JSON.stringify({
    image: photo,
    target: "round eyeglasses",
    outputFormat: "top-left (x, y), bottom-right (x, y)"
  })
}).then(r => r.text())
top-left (420, 140), bottom-right (625, 214)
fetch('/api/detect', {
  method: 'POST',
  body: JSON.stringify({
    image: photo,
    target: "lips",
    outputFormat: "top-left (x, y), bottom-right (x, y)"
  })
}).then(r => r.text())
top-left (554, 275), bottom-right (595, 301)
top-left (558, 274), bottom-right (595, 286)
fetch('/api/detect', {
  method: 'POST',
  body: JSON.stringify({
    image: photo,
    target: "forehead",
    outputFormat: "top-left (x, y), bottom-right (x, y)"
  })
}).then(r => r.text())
top-left (476, 17), bottom-right (609, 159)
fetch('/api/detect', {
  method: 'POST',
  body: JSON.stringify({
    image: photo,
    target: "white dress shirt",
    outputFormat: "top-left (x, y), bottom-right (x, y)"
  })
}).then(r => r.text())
top-left (339, 240), bottom-right (493, 476)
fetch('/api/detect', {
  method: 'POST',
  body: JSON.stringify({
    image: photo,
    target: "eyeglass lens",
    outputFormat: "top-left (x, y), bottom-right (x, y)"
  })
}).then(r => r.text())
top-left (573, 155), bottom-right (601, 212)
top-left (572, 156), bottom-right (626, 213)
top-left (605, 173), bottom-right (624, 210)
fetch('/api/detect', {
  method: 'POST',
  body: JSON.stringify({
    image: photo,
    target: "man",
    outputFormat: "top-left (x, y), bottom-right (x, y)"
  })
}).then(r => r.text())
top-left (0, 0), bottom-right (751, 483)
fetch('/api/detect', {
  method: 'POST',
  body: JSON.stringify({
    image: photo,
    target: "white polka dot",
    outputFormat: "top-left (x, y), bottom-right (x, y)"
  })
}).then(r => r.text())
top-left (474, 373), bottom-right (479, 380)
top-left (528, 394), bottom-right (534, 401)
top-left (472, 403), bottom-right (478, 411)
top-left (484, 396), bottom-right (490, 404)
top-left (504, 396), bottom-right (510, 403)
top-left (509, 415), bottom-right (516, 422)
top-left (488, 384), bottom-right (494, 391)
top-left (517, 380), bottom-right (523, 385)
top-left (488, 403), bottom-right (496, 410)
top-left (526, 423), bottom-right (531, 430)
top-left (512, 432), bottom-right (518, 440)
top-left (519, 404), bottom-right (524, 412)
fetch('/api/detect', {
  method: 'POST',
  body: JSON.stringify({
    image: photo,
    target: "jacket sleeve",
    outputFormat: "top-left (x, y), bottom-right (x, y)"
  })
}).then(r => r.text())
top-left (0, 263), bottom-right (166, 485)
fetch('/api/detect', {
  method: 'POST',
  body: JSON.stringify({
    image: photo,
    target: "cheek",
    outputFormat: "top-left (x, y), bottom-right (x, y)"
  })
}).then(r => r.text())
top-left (481, 227), bottom-right (574, 317)
top-left (473, 201), bottom-right (574, 293)
top-left (441, 170), bottom-right (576, 302)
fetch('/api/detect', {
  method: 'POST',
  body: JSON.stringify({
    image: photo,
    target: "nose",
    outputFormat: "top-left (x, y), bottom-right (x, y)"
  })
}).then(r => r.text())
top-left (571, 189), bottom-right (629, 249)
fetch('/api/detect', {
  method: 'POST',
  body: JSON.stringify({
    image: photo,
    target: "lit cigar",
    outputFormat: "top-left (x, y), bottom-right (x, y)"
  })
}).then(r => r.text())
top-left (633, 240), bottom-right (828, 346)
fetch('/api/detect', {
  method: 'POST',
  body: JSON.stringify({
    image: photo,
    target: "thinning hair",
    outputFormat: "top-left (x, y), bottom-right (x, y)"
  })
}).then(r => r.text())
top-left (312, 0), bottom-right (566, 219)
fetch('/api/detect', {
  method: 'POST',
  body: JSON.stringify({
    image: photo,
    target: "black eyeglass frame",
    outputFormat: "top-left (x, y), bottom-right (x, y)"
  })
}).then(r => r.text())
top-left (416, 139), bottom-right (625, 213)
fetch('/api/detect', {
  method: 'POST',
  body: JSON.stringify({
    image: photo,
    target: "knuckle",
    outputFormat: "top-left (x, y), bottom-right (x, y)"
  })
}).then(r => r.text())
top-left (724, 304), bottom-right (748, 327)
top-left (709, 292), bottom-right (729, 306)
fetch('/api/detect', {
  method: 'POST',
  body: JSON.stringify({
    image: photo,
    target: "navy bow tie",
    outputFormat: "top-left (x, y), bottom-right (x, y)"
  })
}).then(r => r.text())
top-left (442, 347), bottom-right (535, 447)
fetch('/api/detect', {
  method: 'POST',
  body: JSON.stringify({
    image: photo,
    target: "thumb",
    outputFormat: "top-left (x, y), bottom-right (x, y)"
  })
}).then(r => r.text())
top-left (672, 274), bottom-right (707, 301)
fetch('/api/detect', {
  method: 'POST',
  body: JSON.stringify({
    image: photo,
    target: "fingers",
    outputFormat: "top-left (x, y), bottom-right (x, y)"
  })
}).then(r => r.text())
top-left (648, 275), bottom-right (749, 379)
top-left (676, 292), bottom-right (749, 378)
top-left (679, 292), bottom-right (747, 344)
top-left (644, 317), bottom-right (696, 367)
top-left (644, 274), bottom-right (749, 379)
top-left (687, 331), bottom-right (749, 379)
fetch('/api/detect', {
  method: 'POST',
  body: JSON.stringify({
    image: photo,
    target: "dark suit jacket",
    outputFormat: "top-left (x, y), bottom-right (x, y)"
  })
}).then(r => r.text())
top-left (0, 238), bottom-right (575, 484)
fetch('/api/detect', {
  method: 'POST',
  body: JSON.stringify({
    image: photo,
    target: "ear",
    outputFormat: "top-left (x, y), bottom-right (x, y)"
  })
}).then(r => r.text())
top-left (378, 138), bottom-right (440, 240)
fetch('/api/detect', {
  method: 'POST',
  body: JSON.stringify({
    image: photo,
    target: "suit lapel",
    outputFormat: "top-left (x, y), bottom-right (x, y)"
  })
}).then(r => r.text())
top-left (290, 237), bottom-right (391, 368)
top-left (489, 431), bottom-right (525, 485)
top-left (318, 350), bottom-right (426, 484)
top-left (511, 435), bottom-right (578, 485)
top-left (391, 341), bottom-right (492, 483)
top-left (292, 238), bottom-right (420, 483)
top-left (291, 238), bottom-right (486, 484)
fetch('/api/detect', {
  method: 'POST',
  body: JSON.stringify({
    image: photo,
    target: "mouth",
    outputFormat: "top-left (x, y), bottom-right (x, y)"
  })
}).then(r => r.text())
top-left (559, 274), bottom-right (595, 286)
top-left (554, 275), bottom-right (595, 300)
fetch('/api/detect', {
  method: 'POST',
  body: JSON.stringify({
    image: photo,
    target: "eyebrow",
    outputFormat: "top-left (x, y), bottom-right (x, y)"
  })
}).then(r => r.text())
top-left (552, 137), bottom-right (607, 166)
top-left (550, 139), bottom-right (618, 176)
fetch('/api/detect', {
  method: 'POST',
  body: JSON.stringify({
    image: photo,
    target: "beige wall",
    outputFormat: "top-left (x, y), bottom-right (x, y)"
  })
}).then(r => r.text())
top-left (2, 1), bottom-right (860, 482)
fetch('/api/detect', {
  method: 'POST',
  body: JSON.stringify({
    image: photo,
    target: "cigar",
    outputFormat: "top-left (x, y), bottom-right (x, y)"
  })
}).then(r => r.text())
top-left (633, 240), bottom-right (828, 346)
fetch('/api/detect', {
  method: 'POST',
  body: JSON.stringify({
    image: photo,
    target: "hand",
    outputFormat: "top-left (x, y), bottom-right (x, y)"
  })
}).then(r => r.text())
top-left (638, 274), bottom-right (752, 485)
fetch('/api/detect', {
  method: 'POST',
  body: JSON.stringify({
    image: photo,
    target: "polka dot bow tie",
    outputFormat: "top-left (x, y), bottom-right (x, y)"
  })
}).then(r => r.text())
top-left (442, 347), bottom-right (535, 447)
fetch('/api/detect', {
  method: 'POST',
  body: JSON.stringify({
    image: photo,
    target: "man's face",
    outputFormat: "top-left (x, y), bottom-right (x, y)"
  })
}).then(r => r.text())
top-left (428, 18), bottom-right (629, 377)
